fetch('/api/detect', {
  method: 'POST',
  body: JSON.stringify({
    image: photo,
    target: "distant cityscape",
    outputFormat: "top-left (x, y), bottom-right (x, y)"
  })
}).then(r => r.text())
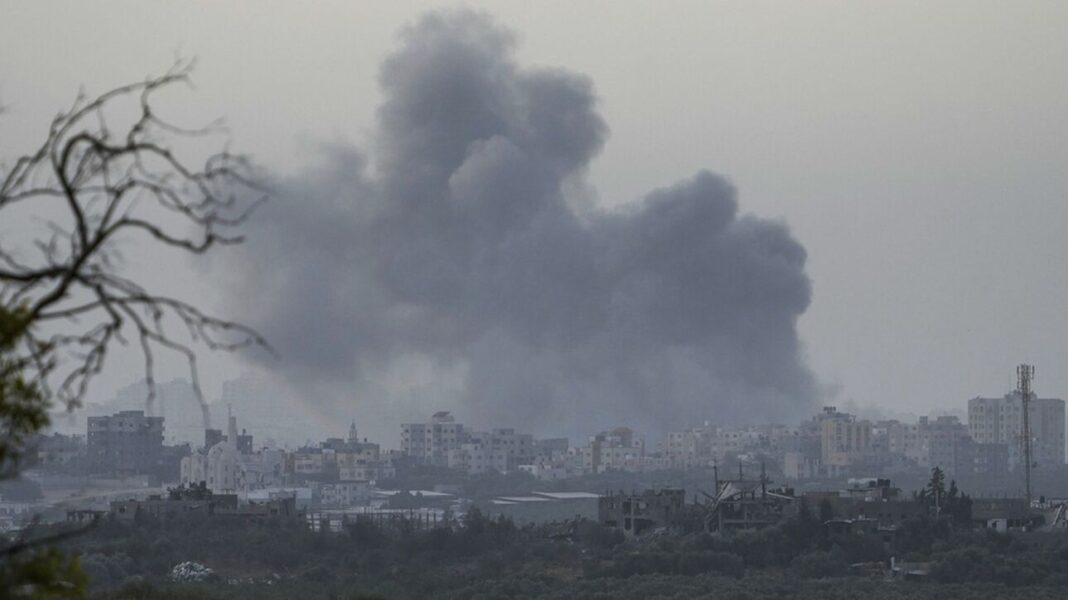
top-left (4, 366), bottom-right (1064, 539)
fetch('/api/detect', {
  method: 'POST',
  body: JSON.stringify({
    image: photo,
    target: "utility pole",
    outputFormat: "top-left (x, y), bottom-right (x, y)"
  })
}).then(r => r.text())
top-left (1017, 364), bottom-right (1035, 506)
top-left (760, 460), bottom-right (767, 499)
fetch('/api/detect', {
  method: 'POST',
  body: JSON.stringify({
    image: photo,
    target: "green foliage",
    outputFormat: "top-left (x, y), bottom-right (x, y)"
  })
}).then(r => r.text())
top-left (791, 550), bottom-right (848, 579)
top-left (94, 580), bottom-right (224, 599)
top-left (0, 305), bottom-right (51, 478)
top-left (894, 516), bottom-right (950, 558)
top-left (1, 304), bottom-right (86, 598)
top-left (0, 547), bottom-right (88, 599)
top-left (943, 480), bottom-right (974, 525)
top-left (917, 467), bottom-right (947, 512)
top-left (2, 66), bottom-right (268, 597)
top-left (24, 510), bottom-right (1067, 600)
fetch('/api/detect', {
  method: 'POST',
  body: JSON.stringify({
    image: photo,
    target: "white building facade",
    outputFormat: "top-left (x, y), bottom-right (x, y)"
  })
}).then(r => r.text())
top-left (969, 393), bottom-right (1065, 469)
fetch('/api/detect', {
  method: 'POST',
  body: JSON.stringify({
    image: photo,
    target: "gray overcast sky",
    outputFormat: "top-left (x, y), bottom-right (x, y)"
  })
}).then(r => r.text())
top-left (3, 1), bottom-right (1068, 424)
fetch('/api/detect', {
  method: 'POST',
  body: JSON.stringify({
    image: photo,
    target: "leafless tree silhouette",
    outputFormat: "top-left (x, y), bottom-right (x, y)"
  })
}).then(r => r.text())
top-left (0, 60), bottom-right (269, 468)
top-left (0, 64), bottom-right (271, 585)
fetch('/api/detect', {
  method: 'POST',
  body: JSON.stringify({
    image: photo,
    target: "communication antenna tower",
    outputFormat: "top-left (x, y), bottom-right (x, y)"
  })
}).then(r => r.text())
top-left (1017, 364), bottom-right (1035, 505)
top-left (712, 458), bottom-right (719, 493)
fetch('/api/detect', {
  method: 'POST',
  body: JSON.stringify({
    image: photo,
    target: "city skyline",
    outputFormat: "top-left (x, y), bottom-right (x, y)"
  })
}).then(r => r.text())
top-left (6, 3), bottom-right (1068, 596)
top-left (5, 2), bottom-right (1068, 426)
top-left (64, 366), bottom-right (1067, 468)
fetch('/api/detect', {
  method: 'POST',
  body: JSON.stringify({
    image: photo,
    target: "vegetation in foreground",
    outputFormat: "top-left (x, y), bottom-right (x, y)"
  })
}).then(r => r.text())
top-left (15, 502), bottom-right (1065, 600)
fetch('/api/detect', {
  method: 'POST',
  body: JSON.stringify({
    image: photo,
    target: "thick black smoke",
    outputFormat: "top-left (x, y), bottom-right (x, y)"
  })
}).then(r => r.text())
top-left (222, 10), bottom-right (818, 438)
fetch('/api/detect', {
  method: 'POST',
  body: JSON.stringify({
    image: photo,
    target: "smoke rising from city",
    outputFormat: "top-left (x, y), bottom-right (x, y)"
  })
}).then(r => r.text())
top-left (221, 9), bottom-right (819, 436)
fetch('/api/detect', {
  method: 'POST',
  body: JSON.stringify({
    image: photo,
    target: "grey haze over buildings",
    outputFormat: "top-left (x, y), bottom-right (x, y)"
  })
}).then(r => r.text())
top-left (2, 2), bottom-right (1068, 438)
top-left (219, 10), bottom-right (817, 437)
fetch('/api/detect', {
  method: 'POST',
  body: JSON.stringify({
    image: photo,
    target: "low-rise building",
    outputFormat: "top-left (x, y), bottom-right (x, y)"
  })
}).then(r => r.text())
top-left (599, 488), bottom-right (686, 536)
top-left (110, 484), bottom-right (299, 522)
top-left (517, 460), bottom-right (569, 481)
top-left (319, 481), bottom-right (372, 508)
top-left (706, 471), bottom-right (796, 532)
top-left (32, 433), bottom-right (85, 467)
top-left (109, 484), bottom-right (238, 521)
top-left (971, 498), bottom-right (1040, 531)
top-left (802, 479), bottom-right (926, 529)
top-left (485, 491), bottom-right (600, 525)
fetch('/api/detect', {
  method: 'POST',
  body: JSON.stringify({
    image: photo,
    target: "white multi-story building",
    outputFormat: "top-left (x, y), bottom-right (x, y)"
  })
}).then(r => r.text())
top-left (448, 443), bottom-right (509, 474)
top-left (968, 392), bottom-right (1065, 469)
top-left (181, 407), bottom-right (286, 493)
top-left (710, 428), bottom-right (764, 458)
top-left (582, 427), bottom-right (645, 473)
top-left (663, 423), bottom-right (784, 470)
top-left (180, 412), bottom-right (284, 494)
top-left (401, 411), bottom-right (467, 466)
top-left (447, 428), bottom-right (535, 474)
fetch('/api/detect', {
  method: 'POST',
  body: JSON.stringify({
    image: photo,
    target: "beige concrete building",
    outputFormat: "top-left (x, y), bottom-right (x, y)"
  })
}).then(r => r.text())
top-left (817, 407), bottom-right (871, 467)
top-left (968, 392), bottom-right (1065, 469)
top-left (447, 428), bottom-right (534, 475)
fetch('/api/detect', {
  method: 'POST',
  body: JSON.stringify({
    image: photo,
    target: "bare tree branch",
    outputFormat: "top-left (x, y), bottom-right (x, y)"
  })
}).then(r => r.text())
top-left (0, 61), bottom-right (270, 436)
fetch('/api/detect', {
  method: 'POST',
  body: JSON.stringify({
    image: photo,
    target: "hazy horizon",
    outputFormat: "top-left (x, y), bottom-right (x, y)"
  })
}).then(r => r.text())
top-left (4, 1), bottom-right (1068, 438)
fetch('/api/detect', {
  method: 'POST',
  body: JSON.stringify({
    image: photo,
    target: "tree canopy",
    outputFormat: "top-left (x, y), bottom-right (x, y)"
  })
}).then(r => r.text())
top-left (0, 63), bottom-right (265, 598)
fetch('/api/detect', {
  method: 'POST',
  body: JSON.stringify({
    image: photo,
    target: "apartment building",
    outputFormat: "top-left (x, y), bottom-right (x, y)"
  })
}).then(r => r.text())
top-left (583, 427), bottom-right (645, 473)
top-left (968, 392), bottom-right (1065, 469)
top-left (401, 411), bottom-right (467, 466)
top-left (817, 407), bottom-right (872, 467)
top-left (446, 428), bottom-right (535, 475)
top-left (87, 410), bottom-right (164, 474)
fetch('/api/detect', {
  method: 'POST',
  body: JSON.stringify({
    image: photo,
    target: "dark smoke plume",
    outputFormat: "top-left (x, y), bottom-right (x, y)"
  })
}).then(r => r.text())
top-left (222, 10), bottom-right (818, 438)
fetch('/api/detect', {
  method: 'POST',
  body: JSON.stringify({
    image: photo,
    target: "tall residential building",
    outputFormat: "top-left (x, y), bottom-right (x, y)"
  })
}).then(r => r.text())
top-left (921, 416), bottom-right (971, 476)
top-left (817, 407), bottom-right (871, 467)
top-left (401, 411), bottom-right (467, 466)
top-left (968, 392), bottom-right (1065, 469)
top-left (879, 420), bottom-right (925, 465)
top-left (87, 410), bottom-right (164, 474)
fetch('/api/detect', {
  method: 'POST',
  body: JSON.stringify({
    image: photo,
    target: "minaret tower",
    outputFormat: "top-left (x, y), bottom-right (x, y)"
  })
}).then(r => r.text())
top-left (227, 404), bottom-right (238, 449)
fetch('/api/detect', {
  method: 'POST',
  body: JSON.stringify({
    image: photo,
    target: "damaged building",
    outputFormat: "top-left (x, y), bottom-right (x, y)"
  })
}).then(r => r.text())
top-left (705, 468), bottom-right (797, 532)
top-left (599, 489), bottom-right (687, 536)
